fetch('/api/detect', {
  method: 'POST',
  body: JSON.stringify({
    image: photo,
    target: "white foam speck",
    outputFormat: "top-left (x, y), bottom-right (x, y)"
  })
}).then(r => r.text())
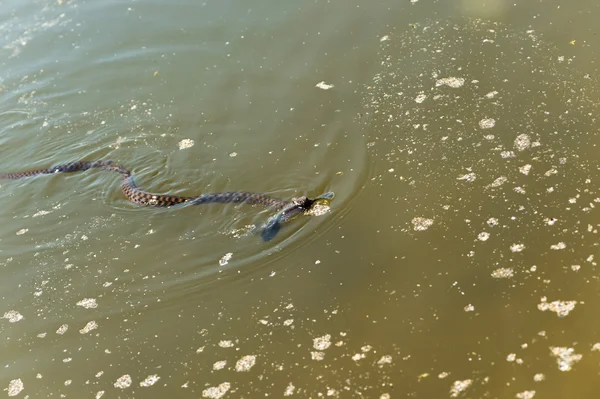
top-left (7, 378), bottom-right (24, 397)
top-left (457, 173), bottom-right (476, 182)
top-left (79, 321), bottom-right (98, 334)
top-left (450, 379), bottom-right (473, 397)
top-left (477, 232), bottom-right (490, 241)
top-left (315, 81), bottom-right (334, 90)
top-left (415, 93), bottom-right (427, 103)
top-left (313, 334), bottom-right (332, 350)
top-left (235, 355), bottom-right (256, 372)
top-left (202, 382), bottom-right (231, 398)
top-left (510, 243), bottom-right (525, 253)
top-left (479, 118), bottom-right (495, 129)
top-left (178, 139), bottom-right (195, 150)
top-left (76, 298), bottom-right (98, 309)
top-left (219, 253), bottom-right (233, 266)
top-left (514, 134), bottom-right (531, 151)
top-left (3, 310), bottom-right (24, 323)
top-left (114, 375), bottom-right (132, 389)
top-left (140, 375), bottom-right (160, 387)
top-left (412, 217), bottom-right (433, 231)
top-left (435, 77), bottom-right (465, 88)
top-left (538, 297), bottom-right (576, 317)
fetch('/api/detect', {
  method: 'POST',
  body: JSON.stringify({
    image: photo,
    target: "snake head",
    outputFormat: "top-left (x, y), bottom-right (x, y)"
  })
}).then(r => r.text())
top-left (261, 192), bottom-right (334, 241)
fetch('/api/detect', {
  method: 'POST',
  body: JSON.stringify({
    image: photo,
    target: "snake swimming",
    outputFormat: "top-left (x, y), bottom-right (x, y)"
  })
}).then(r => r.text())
top-left (0, 160), bottom-right (334, 241)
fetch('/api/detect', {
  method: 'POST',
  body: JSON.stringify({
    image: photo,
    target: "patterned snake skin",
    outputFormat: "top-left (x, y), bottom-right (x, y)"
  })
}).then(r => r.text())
top-left (0, 160), bottom-right (333, 241)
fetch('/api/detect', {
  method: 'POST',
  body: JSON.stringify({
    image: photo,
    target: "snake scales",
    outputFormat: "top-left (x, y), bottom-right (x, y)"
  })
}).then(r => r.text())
top-left (0, 160), bottom-right (334, 241)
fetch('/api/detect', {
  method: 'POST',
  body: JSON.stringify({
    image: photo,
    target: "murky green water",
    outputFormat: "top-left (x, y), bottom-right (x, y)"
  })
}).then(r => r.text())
top-left (1, 0), bottom-right (600, 398)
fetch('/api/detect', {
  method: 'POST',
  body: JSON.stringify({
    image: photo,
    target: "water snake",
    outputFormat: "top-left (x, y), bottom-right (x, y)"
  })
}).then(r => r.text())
top-left (0, 160), bottom-right (334, 241)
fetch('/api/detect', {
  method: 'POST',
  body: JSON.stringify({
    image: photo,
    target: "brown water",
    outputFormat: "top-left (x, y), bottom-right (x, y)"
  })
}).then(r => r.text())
top-left (1, 0), bottom-right (600, 398)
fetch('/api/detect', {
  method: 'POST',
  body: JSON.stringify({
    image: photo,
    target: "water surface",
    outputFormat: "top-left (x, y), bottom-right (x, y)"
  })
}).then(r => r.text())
top-left (1, 0), bottom-right (600, 398)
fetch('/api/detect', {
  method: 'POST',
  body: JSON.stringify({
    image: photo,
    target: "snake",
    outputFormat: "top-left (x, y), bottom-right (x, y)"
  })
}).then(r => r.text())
top-left (0, 160), bottom-right (334, 241)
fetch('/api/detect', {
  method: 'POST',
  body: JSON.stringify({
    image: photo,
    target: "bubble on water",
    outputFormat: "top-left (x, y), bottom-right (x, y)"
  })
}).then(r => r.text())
top-left (219, 253), bottom-right (233, 266)
top-left (550, 242), bottom-right (566, 250)
top-left (7, 379), bottom-right (24, 397)
top-left (284, 382), bottom-right (296, 396)
top-left (478, 118), bottom-right (495, 129)
top-left (415, 93), bottom-right (427, 103)
top-left (544, 217), bottom-right (557, 226)
top-left (510, 244), bottom-right (525, 253)
top-left (487, 218), bottom-right (499, 227)
top-left (114, 374), bottom-right (132, 389)
top-left (489, 176), bottom-right (508, 188)
top-left (457, 173), bottom-right (476, 182)
top-left (56, 324), bottom-right (69, 335)
top-left (313, 334), bottom-right (332, 350)
top-left (213, 361), bottom-right (227, 371)
top-left (514, 134), bottom-right (532, 151)
top-left (477, 232), bottom-right (490, 241)
top-left (79, 321), bottom-right (98, 334)
top-left (519, 164), bottom-right (532, 175)
top-left (550, 347), bottom-right (582, 371)
top-left (516, 391), bottom-right (536, 399)
top-left (412, 217), bottom-right (433, 231)
top-left (228, 225), bottom-right (256, 238)
top-left (315, 81), bottom-right (334, 90)
top-left (377, 355), bottom-right (393, 365)
top-left (435, 77), bottom-right (465, 88)
top-left (491, 268), bottom-right (514, 279)
top-left (76, 298), bottom-right (98, 309)
top-left (202, 382), bottom-right (231, 398)
top-left (3, 310), bottom-right (24, 323)
top-left (538, 297), bottom-right (577, 317)
top-left (178, 139), bottom-right (194, 150)
top-left (140, 375), bottom-right (160, 387)
top-left (449, 379), bottom-right (473, 397)
top-left (235, 355), bottom-right (256, 372)
top-left (544, 168), bottom-right (558, 177)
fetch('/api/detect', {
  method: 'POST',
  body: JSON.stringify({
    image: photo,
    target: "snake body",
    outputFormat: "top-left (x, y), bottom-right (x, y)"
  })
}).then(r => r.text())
top-left (0, 160), bottom-right (333, 241)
